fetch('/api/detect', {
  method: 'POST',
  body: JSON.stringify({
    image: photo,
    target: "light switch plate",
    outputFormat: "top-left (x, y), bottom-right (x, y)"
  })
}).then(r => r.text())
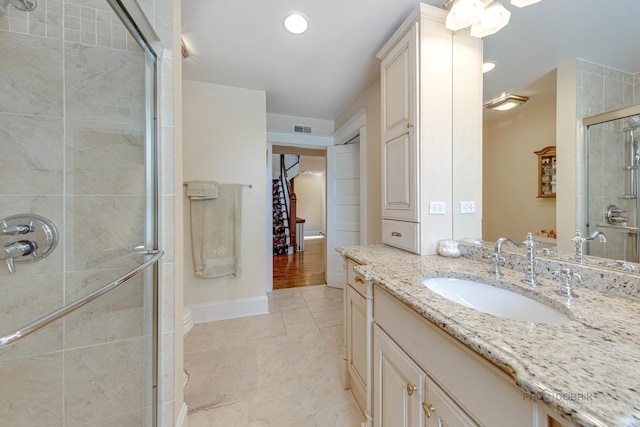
top-left (460, 201), bottom-right (475, 214)
top-left (429, 201), bottom-right (446, 215)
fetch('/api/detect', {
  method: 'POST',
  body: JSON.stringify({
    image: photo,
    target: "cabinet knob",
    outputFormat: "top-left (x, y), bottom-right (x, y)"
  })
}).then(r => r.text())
top-left (391, 231), bottom-right (402, 237)
top-left (407, 122), bottom-right (413, 129)
top-left (406, 383), bottom-right (417, 396)
top-left (422, 402), bottom-right (435, 418)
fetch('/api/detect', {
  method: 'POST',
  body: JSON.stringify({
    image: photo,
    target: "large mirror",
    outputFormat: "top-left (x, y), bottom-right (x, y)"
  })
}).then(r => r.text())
top-left (477, 0), bottom-right (640, 267)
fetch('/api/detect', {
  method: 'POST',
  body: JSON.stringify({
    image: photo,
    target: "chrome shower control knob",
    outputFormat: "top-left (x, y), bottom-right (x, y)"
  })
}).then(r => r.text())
top-left (2, 240), bottom-right (38, 274)
top-left (0, 214), bottom-right (58, 274)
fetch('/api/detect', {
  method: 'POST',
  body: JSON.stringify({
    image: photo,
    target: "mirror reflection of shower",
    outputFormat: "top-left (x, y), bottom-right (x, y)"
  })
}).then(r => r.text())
top-left (0, 0), bottom-right (37, 16)
top-left (585, 105), bottom-right (640, 263)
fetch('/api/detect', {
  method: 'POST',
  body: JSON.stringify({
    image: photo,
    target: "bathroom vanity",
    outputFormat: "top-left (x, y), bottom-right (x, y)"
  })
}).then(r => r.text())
top-left (338, 244), bottom-right (640, 427)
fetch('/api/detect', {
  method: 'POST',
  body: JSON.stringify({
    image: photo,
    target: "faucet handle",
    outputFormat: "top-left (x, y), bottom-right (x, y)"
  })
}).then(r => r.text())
top-left (553, 267), bottom-right (582, 298)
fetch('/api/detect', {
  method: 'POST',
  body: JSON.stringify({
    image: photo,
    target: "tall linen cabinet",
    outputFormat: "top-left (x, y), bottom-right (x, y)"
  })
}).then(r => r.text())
top-left (378, 3), bottom-right (483, 255)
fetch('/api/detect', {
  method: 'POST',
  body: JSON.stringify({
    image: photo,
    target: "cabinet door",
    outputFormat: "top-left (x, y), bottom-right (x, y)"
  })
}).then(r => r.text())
top-left (374, 324), bottom-right (426, 427)
top-left (346, 285), bottom-right (367, 412)
top-left (425, 377), bottom-right (479, 427)
top-left (381, 24), bottom-right (418, 222)
top-left (381, 23), bottom-right (417, 142)
top-left (382, 133), bottom-right (418, 221)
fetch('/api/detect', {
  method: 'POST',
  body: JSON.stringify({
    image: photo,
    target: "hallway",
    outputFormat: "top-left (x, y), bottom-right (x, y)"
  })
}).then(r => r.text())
top-left (273, 236), bottom-right (326, 289)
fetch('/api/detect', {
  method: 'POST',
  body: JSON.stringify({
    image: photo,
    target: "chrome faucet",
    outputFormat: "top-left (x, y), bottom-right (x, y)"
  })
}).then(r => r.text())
top-left (569, 229), bottom-right (607, 264)
top-left (486, 237), bottom-right (519, 277)
top-left (488, 233), bottom-right (540, 286)
top-left (520, 233), bottom-right (540, 287)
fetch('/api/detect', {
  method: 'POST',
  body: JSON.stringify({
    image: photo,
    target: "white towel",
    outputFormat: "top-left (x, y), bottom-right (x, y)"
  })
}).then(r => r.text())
top-left (186, 180), bottom-right (218, 200)
top-left (190, 183), bottom-right (242, 278)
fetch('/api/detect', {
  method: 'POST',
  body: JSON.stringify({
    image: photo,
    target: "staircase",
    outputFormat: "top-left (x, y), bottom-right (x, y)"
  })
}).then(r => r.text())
top-left (272, 154), bottom-right (300, 256)
top-left (272, 178), bottom-right (291, 255)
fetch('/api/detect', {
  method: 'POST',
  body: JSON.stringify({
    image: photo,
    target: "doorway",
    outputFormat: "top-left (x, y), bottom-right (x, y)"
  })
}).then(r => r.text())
top-left (271, 147), bottom-right (327, 289)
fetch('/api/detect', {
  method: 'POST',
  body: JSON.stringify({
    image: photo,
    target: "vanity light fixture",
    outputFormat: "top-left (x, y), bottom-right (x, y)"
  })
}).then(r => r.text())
top-left (444, 0), bottom-right (541, 37)
top-left (470, 1), bottom-right (511, 37)
top-left (484, 94), bottom-right (528, 111)
top-left (283, 12), bottom-right (309, 35)
top-left (444, 0), bottom-right (485, 31)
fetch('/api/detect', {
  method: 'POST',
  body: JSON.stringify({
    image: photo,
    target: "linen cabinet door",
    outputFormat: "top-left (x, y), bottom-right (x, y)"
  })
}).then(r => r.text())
top-left (381, 23), bottom-right (417, 142)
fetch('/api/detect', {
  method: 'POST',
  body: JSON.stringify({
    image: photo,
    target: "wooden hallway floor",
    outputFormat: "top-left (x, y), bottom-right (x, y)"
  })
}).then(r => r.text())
top-left (273, 236), bottom-right (326, 289)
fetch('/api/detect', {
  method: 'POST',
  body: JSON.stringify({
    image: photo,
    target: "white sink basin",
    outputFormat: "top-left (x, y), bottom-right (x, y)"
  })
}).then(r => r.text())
top-left (422, 277), bottom-right (570, 324)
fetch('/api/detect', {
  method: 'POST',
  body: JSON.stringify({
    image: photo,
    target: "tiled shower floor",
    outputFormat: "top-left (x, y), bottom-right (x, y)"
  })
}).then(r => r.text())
top-left (184, 285), bottom-right (364, 427)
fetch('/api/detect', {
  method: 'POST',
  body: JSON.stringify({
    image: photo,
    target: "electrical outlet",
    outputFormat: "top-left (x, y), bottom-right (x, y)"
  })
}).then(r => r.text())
top-left (460, 201), bottom-right (475, 214)
top-left (429, 201), bottom-right (446, 215)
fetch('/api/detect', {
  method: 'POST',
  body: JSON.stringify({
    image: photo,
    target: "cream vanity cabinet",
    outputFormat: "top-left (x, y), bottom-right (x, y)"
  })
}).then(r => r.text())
top-left (345, 258), bottom-right (368, 413)
top-left (374, 287), bottom-right (540, 427)
top-left (378, 3), bottom-right (482, 255)
top-left (374, 324), bottom-right (477, 427)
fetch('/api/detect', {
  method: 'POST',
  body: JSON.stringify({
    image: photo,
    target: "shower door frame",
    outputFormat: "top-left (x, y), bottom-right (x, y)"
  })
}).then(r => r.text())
top-left (108, 0), bottom-right (164, 424)
top-left (584, 103), bottom-right (640, 262)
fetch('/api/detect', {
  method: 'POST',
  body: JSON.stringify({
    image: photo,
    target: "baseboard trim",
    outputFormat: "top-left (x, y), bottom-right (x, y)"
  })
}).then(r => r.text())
top-left (188, 296), bottom-right (269, 323)
top-left (176, 402), bottom-right (188, 427)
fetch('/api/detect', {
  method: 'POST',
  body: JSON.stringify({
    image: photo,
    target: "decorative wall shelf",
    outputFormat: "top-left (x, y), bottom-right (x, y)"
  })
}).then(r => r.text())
top-left (534, 146), bottom-right (556, 198)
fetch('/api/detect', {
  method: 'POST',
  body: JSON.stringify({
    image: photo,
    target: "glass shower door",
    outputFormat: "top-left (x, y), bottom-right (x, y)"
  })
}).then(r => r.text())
top-left (0, 0), bottom-right (160, 425)
top-left (585, 107), bottom-right (640, 262)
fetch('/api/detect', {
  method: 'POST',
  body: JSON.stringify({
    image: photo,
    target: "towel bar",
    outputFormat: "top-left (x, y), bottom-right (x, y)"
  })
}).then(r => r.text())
top-left (183, 182), bottom-right (252, 189)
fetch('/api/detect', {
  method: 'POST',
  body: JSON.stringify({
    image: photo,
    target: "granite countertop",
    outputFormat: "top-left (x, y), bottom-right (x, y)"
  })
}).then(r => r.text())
top-left (337, 245), bottom-right (640, 427)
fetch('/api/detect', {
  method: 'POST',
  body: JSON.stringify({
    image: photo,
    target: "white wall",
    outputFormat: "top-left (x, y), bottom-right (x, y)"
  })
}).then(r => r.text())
top-left (267, 112), bottom-right (334, 135)
top-left (483, 99), bottom-right (557, 243)
top-left (182, 80), bottom-right (268, 320)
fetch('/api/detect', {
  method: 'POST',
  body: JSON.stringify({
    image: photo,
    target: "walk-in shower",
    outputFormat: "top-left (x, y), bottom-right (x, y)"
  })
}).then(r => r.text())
top-left (0, 0), bottom-right (164, 425)
top-left (585, 105), bottom-right (640, 262)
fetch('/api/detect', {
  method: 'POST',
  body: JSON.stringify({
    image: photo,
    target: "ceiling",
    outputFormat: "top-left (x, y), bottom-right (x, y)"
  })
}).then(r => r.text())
top-left (182, 0), bottom-right (640, 123)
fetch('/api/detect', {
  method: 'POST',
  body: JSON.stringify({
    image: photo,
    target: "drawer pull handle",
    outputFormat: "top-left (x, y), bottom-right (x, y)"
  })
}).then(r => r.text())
top-left (391, 231), bottom-right (402, 237)
top-left (354, 276), bottom-right (365, 284)
top-left (406, 383), bottom-right (417, 396)
top-left (422, 402), bottom-right (435, 418)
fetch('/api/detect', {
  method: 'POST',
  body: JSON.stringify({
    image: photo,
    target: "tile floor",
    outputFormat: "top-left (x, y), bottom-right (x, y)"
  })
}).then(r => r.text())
top-left (185, 285), bottom-right (365, 427)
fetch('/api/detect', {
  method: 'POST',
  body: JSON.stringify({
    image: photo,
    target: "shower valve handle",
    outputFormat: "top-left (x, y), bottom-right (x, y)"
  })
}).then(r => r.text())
top-left (1, 240), bottom-right (38, 274)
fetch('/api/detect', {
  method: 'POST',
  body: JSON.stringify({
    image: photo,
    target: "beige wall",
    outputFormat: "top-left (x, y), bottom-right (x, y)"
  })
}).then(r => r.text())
top-left (335, 77), bottom-right (382, 244)
top-left (294, 173), bottom-right (326, 234)
top-left (483, 100), bottom-right (557, 243)
top-left (182, 80), bottom-right (268, 307)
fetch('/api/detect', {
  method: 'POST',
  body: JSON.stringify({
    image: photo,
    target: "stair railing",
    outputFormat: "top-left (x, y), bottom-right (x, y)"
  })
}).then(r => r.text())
top-left (280, 154), bottom-right (297, 252)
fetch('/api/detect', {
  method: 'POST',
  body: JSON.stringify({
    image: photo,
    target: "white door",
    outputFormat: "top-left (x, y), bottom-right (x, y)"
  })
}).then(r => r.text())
top-left (326, 143), bottom-right (360, 288)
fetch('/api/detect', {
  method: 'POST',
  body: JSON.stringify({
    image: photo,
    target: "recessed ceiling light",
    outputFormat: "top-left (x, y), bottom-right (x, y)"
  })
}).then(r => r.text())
top-left (482, 62), bottom-right (496, 73)
top-left (284, 12), bottom-right (309, 35)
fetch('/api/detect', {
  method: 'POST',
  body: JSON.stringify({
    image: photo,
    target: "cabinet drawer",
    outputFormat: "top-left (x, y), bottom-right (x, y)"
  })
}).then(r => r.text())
top-left (346, 259), bottom-right (366, 296)
top-left (382, 219), bottom-right (419, 253)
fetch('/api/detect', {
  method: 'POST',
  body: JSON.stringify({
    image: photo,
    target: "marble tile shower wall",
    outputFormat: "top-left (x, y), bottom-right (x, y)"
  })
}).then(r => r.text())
top-left (576, 59), bottom-right (638, 260)
top-left (0, 0), bottom-right (178, 424)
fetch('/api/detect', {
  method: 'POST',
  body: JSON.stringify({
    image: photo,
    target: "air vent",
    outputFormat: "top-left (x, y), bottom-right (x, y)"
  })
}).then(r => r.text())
top-left (294, 124), bottom-right (312, 134)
